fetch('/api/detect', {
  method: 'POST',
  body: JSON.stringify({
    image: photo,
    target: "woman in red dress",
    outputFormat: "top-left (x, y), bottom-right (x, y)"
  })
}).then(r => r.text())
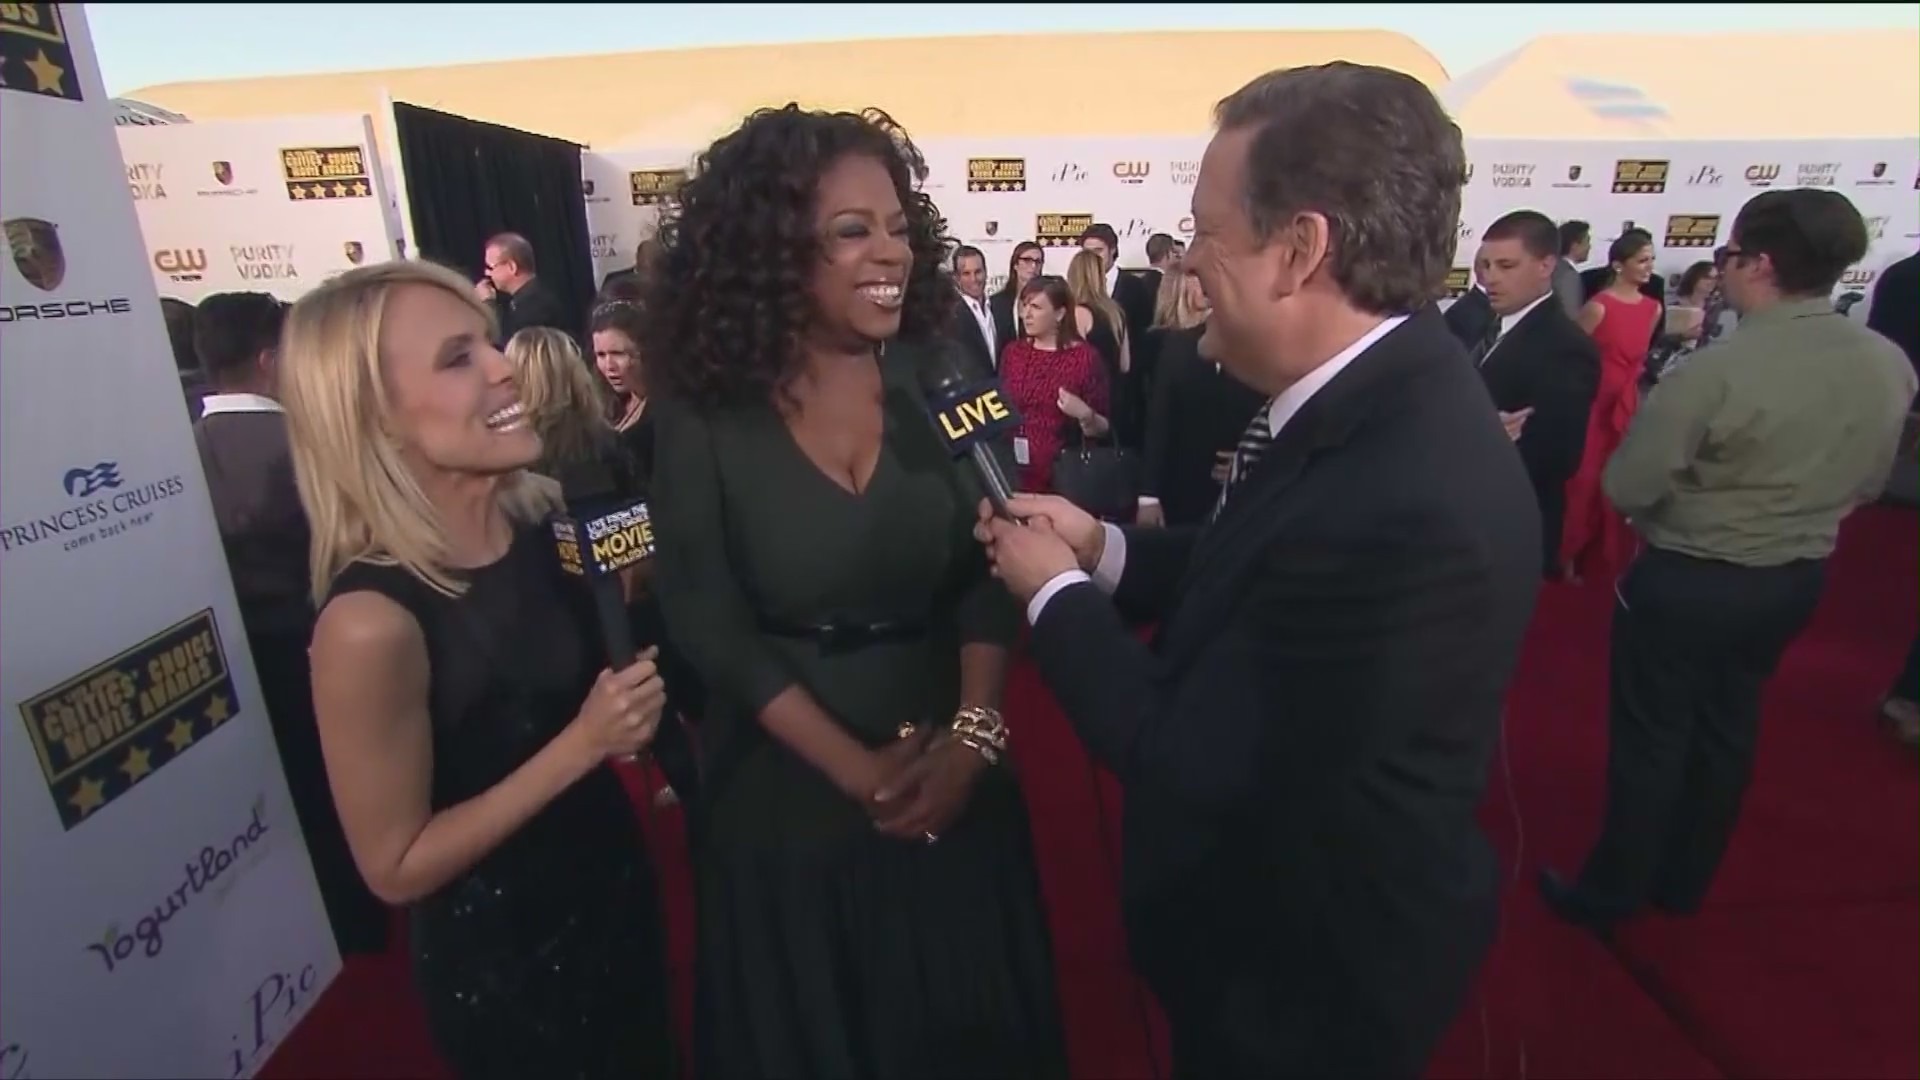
top-left (996, 276), bottom-right (1110, 493)
top-left (1560, 232), bottom-right (1664, 582)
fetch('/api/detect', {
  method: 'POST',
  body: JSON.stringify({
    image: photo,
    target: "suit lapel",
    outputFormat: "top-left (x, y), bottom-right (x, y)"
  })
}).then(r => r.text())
top-left (1158, 309), bottom-right (1450, 672)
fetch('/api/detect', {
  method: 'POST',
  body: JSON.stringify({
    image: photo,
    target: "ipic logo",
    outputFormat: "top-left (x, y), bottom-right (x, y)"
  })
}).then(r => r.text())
top-left (87, 798), bottom-right (270, 974)
top-left (226, 962), bottom-right (322, 1079)
top-left (1050, 163), bottom-right (1087, 184)
top-left (1687, 165), bottom-right (1724, 187)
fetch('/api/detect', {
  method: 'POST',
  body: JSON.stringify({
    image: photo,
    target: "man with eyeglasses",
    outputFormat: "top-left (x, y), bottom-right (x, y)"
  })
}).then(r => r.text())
top-left (475, 231), bottom-right (570, 342)
top-left (1541, 188), bottom-right (1916, 934)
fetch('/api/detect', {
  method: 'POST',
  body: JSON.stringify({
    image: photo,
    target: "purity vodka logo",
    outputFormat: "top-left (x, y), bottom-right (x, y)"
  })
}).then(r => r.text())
top-left (86, 797), bottom-right (270, 973)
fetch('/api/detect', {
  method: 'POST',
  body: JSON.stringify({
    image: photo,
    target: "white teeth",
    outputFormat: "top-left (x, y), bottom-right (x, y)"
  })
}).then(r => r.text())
top-left (860, 284), bottom-right (904, 308)
top-left (485, 402), bottom-right (525, 430)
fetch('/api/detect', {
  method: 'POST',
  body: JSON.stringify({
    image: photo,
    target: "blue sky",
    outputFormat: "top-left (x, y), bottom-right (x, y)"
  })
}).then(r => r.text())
top-left (93, 3), bottom-right (1917, 96)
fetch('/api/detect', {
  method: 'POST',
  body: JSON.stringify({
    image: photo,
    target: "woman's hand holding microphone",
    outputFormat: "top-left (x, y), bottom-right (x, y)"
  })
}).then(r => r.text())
top-left (565, 646), bottom-right (667, 768)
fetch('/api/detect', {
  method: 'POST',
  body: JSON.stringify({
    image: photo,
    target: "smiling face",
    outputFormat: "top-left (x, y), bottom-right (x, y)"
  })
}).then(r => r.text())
top-left (809, 153), bottom-right (910, 347)
top-left (379, 282), bottom-right (539, 476)
top-left (1614, 241), bottom-right (1656, 288)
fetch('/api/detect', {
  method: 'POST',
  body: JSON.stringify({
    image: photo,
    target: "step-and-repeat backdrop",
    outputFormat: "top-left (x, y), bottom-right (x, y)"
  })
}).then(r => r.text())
top-left (118, 114), bottom-right (405, 304)
top-left (582, 136), bottom-right (1920, 306)
top-left (1, 5), bottom-right (341, 1078)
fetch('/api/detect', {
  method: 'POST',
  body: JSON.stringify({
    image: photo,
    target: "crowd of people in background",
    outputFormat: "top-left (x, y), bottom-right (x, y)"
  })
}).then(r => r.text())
top-left (145, 63), bottom-right (1920, 1079)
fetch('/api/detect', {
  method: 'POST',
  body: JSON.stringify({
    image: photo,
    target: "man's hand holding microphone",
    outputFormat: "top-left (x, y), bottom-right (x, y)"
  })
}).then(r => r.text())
top-left (974, 493), bottom-right (1105, 604)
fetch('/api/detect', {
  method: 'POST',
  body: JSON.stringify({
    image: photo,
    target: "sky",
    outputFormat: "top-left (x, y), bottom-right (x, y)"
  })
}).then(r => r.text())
top-left (92, 2), bottom-right (1919, 96)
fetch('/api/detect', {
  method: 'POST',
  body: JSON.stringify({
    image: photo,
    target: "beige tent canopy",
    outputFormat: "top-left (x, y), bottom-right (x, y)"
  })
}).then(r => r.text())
top-left (1444, 31), bottom-right (1919, 140)
top-left (122, 30), bottom-right (1446, 149)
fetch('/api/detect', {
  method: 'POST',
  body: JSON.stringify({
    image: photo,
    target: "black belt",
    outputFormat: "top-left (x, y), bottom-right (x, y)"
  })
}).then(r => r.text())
top-left (757, 616), bottom-right (928, 653)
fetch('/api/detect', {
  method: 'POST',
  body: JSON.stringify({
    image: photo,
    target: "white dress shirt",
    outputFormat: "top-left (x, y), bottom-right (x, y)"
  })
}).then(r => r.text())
top-left (200, 391), bottom-right (284, 418)
top-left (961, 293), bottom-right (996, 363)
top-left (1025, 315), bottom-right (1409, 624)
top-left (1481, 292), bottom-right (1551, 366)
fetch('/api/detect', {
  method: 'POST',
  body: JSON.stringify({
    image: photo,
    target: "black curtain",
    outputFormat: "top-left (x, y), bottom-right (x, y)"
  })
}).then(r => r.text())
top-left (392, 101), bottom-right (593, 338)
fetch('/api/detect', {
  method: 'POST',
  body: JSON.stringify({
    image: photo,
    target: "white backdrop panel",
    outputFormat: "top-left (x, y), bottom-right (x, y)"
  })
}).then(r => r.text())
top-left (118, 115), bottom-right (404, 304)
top-left (2, 6), bottom-right (340, 1078)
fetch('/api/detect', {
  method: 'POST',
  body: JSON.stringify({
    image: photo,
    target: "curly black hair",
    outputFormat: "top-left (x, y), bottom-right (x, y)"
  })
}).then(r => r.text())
top-left (639, 104), bottom-right (954, 410)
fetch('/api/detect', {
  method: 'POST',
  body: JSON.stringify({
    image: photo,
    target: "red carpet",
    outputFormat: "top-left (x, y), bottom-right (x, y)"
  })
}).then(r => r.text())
top-left (261, 505), bottom-right (1917, 1080)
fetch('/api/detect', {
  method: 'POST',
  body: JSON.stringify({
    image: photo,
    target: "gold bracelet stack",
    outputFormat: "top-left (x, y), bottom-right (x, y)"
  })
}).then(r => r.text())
top-left (951, 705), bottom-right (1008, 766)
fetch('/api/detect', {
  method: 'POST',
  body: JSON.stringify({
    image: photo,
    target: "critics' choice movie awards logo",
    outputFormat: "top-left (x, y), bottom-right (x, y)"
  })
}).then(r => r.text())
top-left (88, 793), bottom-right (272, 975)
top-left (1444, 268), bottom-right (1473, 300)
top-left (1489, 163), bottom-right (1535, 189)
top-left (0, 3), bottom-right (81, 103)
top-left (1035, 213), bottom-right (1094, 248)
top-left (967, 157), bottom-right (1026, 193)
top-left (279, 145), bottom-right (372, 201)
top-left (629, 168), bottom-right (687, 207)
top-left (226, 959), bottom-right (324, 1079)
top-left (231, 243), bottom-right (298, 283)
top-left (1612, 159), bottom-right (1669, 194)
top-left (1663, 215), bottom-right (1722, 249)
top-left (2, 218), bottom-right (134, 324)
top-left (17, 608), bottom-right (239, 830)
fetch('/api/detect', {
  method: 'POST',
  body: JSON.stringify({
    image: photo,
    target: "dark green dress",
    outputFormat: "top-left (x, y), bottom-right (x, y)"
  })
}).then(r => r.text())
top-left (650, 339), bottom-right (1067, 1080)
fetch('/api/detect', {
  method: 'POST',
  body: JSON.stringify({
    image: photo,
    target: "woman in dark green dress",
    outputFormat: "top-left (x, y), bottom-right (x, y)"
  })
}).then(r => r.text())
top-left (640, 104), bottom-right (1067, 1080)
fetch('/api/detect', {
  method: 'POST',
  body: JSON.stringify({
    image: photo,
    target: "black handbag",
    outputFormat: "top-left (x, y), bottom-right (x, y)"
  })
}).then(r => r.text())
top-left (1052, 428), bottom-right (1140, 523)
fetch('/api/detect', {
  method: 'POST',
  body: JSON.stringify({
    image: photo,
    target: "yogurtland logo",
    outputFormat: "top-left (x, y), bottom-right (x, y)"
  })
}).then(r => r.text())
top-left (86, 796), bottom-right (271, 974)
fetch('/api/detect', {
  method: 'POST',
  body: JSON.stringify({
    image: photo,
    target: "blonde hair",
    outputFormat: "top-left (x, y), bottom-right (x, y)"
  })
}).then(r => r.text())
top-left (280, 259), bottom-right (559, 603)
top-left (1066, 249), bottom-right (1126, 343)
top-left (504, 326), bottom-right (612, 468)
top-left (1153, 271), bottom-right (1209, 331)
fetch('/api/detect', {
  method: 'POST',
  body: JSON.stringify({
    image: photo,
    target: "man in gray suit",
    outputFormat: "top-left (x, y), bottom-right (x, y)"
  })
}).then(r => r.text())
top-left (1553, 219), bottom-right (1590, 319)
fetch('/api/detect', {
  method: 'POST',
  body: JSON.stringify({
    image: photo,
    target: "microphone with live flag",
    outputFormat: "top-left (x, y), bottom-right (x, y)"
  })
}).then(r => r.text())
top-left (552, 462), bottom-right (658, 670)
top-left (916, 348), bottom-right (1022, 519)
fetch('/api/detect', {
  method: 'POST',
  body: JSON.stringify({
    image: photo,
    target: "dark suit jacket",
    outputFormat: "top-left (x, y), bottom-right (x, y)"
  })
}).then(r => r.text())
top-left (1443, 287), bottom-right (1493, 349)
top-left (1028, 308), bottom-right (1540, 1077)
top-left (1476, 299), bottom-right (1601, 573)
top-left (1142, 325), bottom-right (1265, 526)
top-left (1111, 270), bottom-right (1156, 354)
top-left (1868, 252), bottom-right (1920, 378)
top-left (496, 276), bottom-right (572, 342)
top-left (193, 408), bottom-right (312, 638)
top-left (947, 295), bottom-right (1001, 373)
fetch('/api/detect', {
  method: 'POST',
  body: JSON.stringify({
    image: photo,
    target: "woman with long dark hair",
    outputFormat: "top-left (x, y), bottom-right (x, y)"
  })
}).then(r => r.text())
top-left (640, 103), bottom-right (1066, 1080)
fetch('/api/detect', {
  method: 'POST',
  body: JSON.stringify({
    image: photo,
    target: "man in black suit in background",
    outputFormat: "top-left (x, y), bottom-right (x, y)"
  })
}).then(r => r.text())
top-left (946, 244), bottom-right (1007, 371)
top-left (979, 63), bottom-right (1540, 1079)
top-left (1471, 210), bottom-right (1602, 573)
top-left (475, 232), bottom-right (570, 342)
top-left (1082, 221), bottom-right (1157, 348)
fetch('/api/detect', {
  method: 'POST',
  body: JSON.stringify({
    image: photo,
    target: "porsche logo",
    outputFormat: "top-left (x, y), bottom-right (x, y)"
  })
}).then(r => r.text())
top-left (212, 161), bottom-right (234, 186)
top-left (343, 240), bottom-right (364, 265)
top-left (5, 217), bottom-right (66, 292)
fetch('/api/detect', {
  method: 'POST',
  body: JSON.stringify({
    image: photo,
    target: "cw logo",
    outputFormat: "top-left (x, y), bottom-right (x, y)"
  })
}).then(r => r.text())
top-left (1744, 164), bottom-right (1780, 184)
top-left (1111, 161), bottom-right (1150, 184)
top-left (1177, 216), bottom-right (1194, 236)
top-left (153, 248), bottom-right (208, 274)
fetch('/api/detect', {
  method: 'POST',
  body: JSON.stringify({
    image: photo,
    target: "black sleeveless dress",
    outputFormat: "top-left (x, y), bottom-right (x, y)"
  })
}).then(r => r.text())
top-left (325, 521), bottom-right (674, 1079)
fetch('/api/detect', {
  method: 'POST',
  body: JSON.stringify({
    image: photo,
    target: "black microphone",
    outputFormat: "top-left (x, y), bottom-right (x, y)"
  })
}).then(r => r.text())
top-left (552, 462), bottom-right (657, 670)
top-left (915, 348), bottom-right (1022, 519)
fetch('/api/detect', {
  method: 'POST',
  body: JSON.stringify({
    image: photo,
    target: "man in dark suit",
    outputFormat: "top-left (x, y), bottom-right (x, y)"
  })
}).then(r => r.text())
top-left (946, 244), bottom-right (1007, 371)
top-left (1081, 222), bottom-right (1157, 349)
top-left (193, 293), bottom-right (389, 957)
top-left (476, 231), bottom-right (570, 342)
top-left (1470, 210), bottom-right (1602, 573)
top-left (1131, 232), bottom-right (1185, 311)
top-left (979, 63), bottom-right (1540, 1078)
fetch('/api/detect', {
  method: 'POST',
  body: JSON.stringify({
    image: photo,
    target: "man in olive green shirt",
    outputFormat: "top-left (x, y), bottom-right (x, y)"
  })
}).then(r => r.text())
top-left (1541, 189), bottom-right (1915, 933)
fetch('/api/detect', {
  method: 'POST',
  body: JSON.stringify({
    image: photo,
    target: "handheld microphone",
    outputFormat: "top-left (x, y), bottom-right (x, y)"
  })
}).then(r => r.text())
top-left (915, 348), bottom-right (1022, 519)
top-left (553, 462), bottom-right (658, 670)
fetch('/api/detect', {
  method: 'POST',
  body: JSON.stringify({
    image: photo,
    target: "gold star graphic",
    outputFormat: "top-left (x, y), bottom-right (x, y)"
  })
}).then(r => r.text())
top-left (70, 776), bottom-right (107, 819)
top-left (121, 746), bottom-right (153, 782)
top-left (290, 185), bottom-right (309, 200)
top-left (205, 694), bottom-right (233, 726)
top-left (25, 50), bottom-right (67, 96)
top-left (330, 182), bottom-right (348, 199)
top-left (350, 180), bottom-right (369, 197)
top-left (166, 717), bottom-right (196, 753)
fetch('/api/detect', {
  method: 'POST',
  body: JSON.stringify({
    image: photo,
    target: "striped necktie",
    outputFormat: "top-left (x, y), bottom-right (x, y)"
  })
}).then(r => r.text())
top-left (1213, 405), bottom-right (1275, 518)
